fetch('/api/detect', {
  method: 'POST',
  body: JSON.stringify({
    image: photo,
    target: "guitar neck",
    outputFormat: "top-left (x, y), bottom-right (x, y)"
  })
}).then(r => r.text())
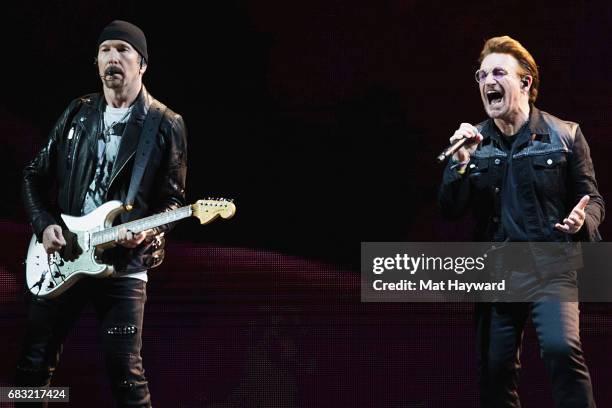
top-left (91, 205), bottom-right (192, 246)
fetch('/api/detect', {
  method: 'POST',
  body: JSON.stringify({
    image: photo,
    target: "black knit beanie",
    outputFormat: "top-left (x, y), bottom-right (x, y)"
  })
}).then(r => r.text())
top-left (97, 20), bottom-right (148, 62)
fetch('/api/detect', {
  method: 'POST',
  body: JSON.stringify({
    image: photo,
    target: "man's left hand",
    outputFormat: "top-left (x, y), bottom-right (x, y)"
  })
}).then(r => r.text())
top-left (555, 195), bottom-right (590, 234)
top-left (116, 227), bottom-right (147, 248)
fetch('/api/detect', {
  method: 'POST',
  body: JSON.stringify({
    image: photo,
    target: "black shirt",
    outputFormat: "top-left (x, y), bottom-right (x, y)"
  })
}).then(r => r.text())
top-left (498, 122), bottom-right (531, 241)
top-left (501, 133), bottom-right (518, 152)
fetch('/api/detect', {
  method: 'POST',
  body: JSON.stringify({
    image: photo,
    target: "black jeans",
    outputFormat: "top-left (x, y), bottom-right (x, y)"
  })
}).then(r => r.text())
top-left (15, 277), bottom-right (151, 408)
top-left (476, 301), bottom-right (595, 407)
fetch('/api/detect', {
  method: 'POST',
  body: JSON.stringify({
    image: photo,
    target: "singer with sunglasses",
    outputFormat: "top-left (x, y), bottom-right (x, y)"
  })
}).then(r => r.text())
top-left (17, 20), bottom-right (187, 407)
top-left (438, 36), bottom-right (604, 407)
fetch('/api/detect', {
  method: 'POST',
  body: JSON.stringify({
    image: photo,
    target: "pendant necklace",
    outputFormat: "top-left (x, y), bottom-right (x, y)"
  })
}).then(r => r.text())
top-left (101, 107), bottom-right (132, 142)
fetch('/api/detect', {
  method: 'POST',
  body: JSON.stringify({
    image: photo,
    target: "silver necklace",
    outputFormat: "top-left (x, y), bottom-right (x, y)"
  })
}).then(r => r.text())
top-left (102, 107), bottom-right (132, 142)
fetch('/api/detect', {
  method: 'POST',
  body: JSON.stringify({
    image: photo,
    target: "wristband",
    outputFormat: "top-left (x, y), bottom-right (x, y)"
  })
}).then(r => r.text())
top-left (450, 158), bottom-right (470, 173)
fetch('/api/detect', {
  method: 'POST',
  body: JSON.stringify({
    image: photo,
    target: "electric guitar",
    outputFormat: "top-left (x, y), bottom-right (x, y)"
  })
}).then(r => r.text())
top-left (25, 198), bottom-right (236, 298)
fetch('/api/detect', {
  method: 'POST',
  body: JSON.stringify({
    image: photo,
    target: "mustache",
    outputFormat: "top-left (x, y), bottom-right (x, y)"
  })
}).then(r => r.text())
top-left (103, 66), bottom-right (124, 76)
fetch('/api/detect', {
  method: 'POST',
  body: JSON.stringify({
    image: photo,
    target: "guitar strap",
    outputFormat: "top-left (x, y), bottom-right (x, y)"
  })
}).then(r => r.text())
top-left (125, 98), bottom-right (167, 210)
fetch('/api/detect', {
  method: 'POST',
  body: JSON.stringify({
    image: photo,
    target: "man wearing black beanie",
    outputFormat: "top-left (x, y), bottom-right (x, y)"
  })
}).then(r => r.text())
top-left (18, 19), bottom-right (187, 408)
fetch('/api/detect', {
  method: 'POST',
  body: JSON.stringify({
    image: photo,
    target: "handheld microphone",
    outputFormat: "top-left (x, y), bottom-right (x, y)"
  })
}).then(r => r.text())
top-left (436, 126), bottom-right (481, 164)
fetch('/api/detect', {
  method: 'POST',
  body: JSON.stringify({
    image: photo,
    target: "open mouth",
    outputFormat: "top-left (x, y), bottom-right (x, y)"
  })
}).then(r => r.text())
top-left (486, 90), bottom-right (504, 106)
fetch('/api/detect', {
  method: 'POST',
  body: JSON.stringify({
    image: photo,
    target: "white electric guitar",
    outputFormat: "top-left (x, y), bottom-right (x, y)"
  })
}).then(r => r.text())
top-left (25, 199), bottom-right (236, 298)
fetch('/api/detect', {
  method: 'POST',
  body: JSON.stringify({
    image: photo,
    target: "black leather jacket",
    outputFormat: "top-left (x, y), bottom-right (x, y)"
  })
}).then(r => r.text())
top-left (23, 86), bottom-right (187, 271)
top-left (438, 107), bottom-right (604, 242)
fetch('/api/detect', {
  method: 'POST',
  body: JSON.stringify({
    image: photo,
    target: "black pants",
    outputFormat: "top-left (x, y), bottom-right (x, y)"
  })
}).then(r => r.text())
top-left (476, 301), bottom-right (595, 407)
top-left (15, 277), bottom-right (151, 408)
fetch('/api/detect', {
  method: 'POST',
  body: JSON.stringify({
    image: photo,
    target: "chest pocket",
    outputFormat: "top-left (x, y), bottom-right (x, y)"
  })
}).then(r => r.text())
top-left (531, 151), bottom-right (568, 195)
top-left (531, 152), bottom-right (567, 168)
top-left (468, 158), bottom-right (491, 191)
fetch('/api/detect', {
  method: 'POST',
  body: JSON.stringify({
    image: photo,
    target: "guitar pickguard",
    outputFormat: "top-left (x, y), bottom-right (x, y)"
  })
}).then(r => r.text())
top-left (26, 232), bottom-right (111, 298)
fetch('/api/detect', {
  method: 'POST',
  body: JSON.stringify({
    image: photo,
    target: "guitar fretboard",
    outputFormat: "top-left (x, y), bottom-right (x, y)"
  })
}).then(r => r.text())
top-left (91, 206), bottom-right (192, 246)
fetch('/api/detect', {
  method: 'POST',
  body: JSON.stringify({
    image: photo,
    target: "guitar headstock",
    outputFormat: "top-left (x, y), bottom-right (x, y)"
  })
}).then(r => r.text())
top-left (191, 198), bottom-right (236, 225)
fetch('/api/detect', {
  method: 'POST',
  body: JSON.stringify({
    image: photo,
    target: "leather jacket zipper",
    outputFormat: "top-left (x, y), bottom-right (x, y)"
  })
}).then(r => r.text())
top-left (66, 121), bottom-right (83, 203)
top-left (66, 126), bottom-right (75, 169)
top-left (106, 151), bottom-right (135, 200)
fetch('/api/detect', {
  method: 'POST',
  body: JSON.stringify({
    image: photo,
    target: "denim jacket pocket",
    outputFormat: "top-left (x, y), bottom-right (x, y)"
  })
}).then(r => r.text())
top-left (468, 158), bottom-right (490, 190)
top-left (531, 151), bottom-right (568, 196)
top-left (531, 152), bottom-right (567, 169)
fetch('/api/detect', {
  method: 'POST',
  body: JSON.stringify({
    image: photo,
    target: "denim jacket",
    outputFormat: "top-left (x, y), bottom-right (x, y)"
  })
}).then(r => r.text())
top-left (438, 107), bottom-right (604, 242)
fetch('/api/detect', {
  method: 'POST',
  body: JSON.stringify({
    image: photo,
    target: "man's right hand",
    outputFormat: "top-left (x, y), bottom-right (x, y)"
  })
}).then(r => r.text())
top-left (42, 224), bottom-right (66, 254)
top-left (450, 123), bottom-right (484, 163)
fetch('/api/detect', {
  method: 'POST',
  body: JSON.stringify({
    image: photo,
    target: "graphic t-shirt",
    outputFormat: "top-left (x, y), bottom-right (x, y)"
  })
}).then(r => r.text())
top-left (82, 105), bottom-right (132, 215)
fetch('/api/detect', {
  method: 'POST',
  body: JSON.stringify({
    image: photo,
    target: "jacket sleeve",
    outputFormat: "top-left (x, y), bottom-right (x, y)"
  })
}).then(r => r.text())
top-left (149, 113), bottom-right (188, 234)
top-left (569, 126), bottom-right (605, 241)
top-left (438, 160), bottom-right (472, 220)
top-left (22, 101), bottom-right (78, 241)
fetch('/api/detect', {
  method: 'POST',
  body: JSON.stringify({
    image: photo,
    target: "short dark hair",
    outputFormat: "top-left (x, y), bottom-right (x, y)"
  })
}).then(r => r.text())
top-left (479, 36), bottom-right (539, 104)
